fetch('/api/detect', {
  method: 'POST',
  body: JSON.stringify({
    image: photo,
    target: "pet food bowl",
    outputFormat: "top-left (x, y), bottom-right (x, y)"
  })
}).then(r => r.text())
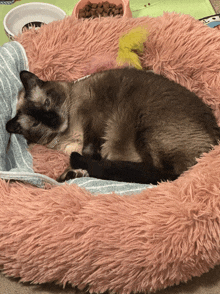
top-left (3, 2), bottom-right (66, 41)
top-left (199, 14), bottom-right (220, 28)
top-left (72, 0), bottom-right (132, 19)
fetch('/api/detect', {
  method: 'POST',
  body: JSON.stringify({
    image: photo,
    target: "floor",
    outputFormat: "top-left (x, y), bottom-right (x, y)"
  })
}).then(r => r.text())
top-left (2, 264), bottom-right (220, 294)
top-left (1, 0), bottom-right (220, 293)
top-left (210, 0), bottom-right (220, 13)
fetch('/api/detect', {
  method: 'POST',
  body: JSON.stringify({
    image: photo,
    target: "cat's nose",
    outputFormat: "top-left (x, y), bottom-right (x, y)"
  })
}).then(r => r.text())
top-left (6, 117), bottom-right (22, 134)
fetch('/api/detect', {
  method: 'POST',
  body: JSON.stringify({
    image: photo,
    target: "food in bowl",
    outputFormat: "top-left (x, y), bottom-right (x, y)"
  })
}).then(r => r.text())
top-left (72, 0), bottom-right (132, 19)
top-left (78, 1), bottom-right (123, 18)
top-left (22, 21), bottom-right (45, 33)
top-left (3, 2), bottom-right (66, 40)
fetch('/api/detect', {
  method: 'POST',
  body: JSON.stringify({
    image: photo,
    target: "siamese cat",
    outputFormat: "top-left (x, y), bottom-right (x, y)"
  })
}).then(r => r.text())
top-left (6, 68), bottom-right (220, 184)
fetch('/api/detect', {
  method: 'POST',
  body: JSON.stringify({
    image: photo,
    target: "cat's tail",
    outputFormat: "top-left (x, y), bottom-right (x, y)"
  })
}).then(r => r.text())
top-left (69, 152), bottom-right (178, 185)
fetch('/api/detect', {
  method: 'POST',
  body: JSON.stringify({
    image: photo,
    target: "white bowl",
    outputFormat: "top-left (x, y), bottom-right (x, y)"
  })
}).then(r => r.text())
top-left (3, 2), bottom-right (66, 40)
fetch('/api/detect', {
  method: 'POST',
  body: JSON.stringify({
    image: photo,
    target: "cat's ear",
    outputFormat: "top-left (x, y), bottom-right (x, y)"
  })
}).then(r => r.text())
top-left (20, 71), bottom-right (44, 91)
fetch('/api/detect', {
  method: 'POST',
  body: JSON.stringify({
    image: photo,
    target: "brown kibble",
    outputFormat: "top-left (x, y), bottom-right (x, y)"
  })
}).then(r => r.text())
top-left (97, 6), bottom-right (103, 13)
top-left (80, 1), bottom-right (124, 19)
top-left (91, 9), bottom-right (96, 15)
top-left (103, 3), bottom-right (109, 12)
top-left (85, 11), bottom-right (91, 17)
top-left (79, 11), bottom-right (86, 18)
top-left (85, 5), bottom-right (90, 11)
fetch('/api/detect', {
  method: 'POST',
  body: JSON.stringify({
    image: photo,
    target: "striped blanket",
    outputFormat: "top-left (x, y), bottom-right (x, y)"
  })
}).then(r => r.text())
top-left (0, 41), bottom-right (59, 187)
top-left (0, 41), bottom-right (152, 194)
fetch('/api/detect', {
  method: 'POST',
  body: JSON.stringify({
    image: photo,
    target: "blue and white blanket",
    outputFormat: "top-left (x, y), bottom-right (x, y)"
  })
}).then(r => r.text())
top-left (0, 41), bottom-right (152, 194)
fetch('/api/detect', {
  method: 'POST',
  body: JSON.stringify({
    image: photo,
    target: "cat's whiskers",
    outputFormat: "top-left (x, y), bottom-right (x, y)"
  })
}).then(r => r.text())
top-left (47, 135), bottom-right (60, 148)
top-left (37, 132), bottom-right (49, 145)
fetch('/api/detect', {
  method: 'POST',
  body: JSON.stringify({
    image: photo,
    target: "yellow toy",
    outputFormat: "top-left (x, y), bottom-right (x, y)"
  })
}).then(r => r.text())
top-left (117, 26), bottom-right (149, 70)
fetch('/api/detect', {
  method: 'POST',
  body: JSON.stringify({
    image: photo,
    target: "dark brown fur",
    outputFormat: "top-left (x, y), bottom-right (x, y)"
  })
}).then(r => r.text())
top-left (6, 68), bottom-right (220, 184)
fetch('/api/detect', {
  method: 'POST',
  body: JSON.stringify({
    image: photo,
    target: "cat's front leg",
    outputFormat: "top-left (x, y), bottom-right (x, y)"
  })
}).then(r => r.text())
top-left (82, 123), bottom-right (103, 160)
top-left (82, 143), bottom-right (101, 160)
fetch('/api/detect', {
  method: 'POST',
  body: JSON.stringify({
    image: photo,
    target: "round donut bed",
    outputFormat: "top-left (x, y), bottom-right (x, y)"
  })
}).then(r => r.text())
top-left (1, 12), bottom-right (220, 294)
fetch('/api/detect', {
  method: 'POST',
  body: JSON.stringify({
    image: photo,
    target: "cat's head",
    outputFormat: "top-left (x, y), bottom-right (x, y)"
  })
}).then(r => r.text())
top-left (6, 71), bottom-right (70, 145)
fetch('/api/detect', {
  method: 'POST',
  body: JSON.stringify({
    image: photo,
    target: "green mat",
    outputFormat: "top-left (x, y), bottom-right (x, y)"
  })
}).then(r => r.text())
top-left (0, 0), bottom-right (215, 47)
top-left (130, 0), bottom-right (215, 18)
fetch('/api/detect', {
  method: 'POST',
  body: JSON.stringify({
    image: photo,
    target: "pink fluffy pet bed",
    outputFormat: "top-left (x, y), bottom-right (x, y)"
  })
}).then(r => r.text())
top-left (1, 12), bottom-right (220, 294)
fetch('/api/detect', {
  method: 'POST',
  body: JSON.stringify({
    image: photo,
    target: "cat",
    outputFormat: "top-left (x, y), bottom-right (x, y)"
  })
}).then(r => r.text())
top-left (6, 67), bottom-right (220, 184)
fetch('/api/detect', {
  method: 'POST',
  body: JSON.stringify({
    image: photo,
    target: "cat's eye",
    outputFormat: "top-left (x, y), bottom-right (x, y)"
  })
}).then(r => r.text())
top-left (44, 98), bottom-right (50, 108)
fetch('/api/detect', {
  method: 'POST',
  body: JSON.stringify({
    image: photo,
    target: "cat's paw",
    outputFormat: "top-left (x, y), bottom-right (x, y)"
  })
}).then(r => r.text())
top-left (56, 169), bottom-right (76, 182)
top-left (70, 152), bottom-right (88, 170)
top-left (56, 166), bottom-right (89, 182)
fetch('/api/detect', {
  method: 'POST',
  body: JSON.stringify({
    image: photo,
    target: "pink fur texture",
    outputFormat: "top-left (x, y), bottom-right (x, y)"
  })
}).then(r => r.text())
top-left (0, 12), bottom-right (219, 293)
